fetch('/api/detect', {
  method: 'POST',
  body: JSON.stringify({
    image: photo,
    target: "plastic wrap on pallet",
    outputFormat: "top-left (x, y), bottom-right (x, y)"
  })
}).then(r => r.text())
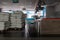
top-left (0, 12), bottom-right (9, 21)
top-left (10, 11), bottom-right (25, 28)
top-left (0, 22), bottom-right (4, 30)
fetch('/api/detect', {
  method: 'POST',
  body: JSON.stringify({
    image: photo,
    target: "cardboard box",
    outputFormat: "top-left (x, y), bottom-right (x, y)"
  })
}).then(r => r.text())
top-left (41, 18), bottom-right (60, 34)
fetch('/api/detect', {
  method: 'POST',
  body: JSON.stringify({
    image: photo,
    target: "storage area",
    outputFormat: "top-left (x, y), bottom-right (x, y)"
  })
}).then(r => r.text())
top-left (0, 0), bottom-right (47, 39)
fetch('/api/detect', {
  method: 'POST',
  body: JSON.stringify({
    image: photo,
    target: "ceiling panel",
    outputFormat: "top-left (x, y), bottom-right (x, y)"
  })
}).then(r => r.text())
top-left (0, 0), bottom-right (38, 10)
top-left (46, 0), bottom-right (60, 5)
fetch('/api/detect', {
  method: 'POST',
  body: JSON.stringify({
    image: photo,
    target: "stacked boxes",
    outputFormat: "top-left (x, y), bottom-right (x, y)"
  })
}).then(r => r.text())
top-left (0, 11), bottom-right (26, 30)
top-left (41, 18), bottom-right (60, 34)
top-left (10, 11), bottom-right (24, 28)
top-left (0, 12), bottom-right (9, 21)
top-left (0, 22), bottom-right (4, 30)
top-left (0, 12), bottom-right (10, 30)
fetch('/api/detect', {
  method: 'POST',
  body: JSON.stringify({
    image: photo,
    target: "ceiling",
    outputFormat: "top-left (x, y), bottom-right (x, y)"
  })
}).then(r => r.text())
top-left (46, 0), bottom-right (60, 5)
top-left (0, 0), bottom-right (60, 11)
top-left (0, 0), bottom-right (38, 11)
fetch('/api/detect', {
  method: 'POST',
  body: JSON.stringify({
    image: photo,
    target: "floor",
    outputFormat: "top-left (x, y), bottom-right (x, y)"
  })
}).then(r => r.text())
top-left (0, 30), bottom-right (40, 40)
top-left (0, 31), bottom-right (60, 40)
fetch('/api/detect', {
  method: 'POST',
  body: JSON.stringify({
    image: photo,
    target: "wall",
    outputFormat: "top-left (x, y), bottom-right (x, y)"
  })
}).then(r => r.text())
top-left (55, 3), bottom-right (60, 12)
top-left (46, 2), bottom-right (60, 18)
top-left (46, 6), bottom-right (55, 18)
top-left (54, 3), bottom-right (60, 18)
